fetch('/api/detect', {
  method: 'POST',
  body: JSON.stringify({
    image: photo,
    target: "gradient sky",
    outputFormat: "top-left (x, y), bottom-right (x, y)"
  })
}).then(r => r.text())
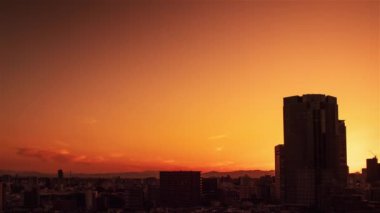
top-left (1, 0), bottom-right (379, 173)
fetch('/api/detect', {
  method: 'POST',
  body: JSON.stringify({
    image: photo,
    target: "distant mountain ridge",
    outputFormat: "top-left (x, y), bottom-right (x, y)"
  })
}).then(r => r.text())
top-left (0, 169), bottom-right (274, 178)
top-left (203, 170), bottom-right (274, 178)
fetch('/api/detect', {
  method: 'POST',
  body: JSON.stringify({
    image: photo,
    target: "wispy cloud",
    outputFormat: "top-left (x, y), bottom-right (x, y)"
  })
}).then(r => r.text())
top-left (16, 148), bottom-right (186, 172)
top-left (162, 159), bottom-right (176, 164)
top-left (215, 146), bottom-right (224, 152)
top-left (208, 134), bottom-right (228, 140)
top-left (17, 147), bottom-right (105, 164)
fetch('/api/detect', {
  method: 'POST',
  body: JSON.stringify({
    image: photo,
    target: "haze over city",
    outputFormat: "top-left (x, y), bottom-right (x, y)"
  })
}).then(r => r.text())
top-left (1, 0), bottom-right (379, 174)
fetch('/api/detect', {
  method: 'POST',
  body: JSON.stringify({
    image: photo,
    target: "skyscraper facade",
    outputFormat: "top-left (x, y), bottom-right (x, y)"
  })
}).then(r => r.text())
top-left (279, 94), bottom-right (348, 207)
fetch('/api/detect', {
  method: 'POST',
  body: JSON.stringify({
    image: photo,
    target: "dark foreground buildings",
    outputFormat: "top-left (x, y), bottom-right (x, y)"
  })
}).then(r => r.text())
top-left (0, 182), bottom-right (5, 212)
top-left (363, 157), bottom-right (380, 203)
top-left (275, 94), bottom-right (349, 209)
top-left (366, 157), bottom-right (380, 183)
top-left (159, 171), bottom-right (201, 207)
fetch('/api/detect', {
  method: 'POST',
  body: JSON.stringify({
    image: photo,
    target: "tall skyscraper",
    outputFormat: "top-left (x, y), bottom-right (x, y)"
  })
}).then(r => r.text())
top-left (336, 120), bottom-right (348, 186)
top-left (275, 144), bottom-right (285, 201)
top-left (277, 94), bottom-right (348, 207)
top-left (159, 171), bottom-right (201, 207)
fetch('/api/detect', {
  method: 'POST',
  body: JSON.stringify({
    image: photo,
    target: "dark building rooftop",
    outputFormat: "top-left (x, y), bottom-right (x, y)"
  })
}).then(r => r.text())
top-left (284, 94), bottom-right (337, 105)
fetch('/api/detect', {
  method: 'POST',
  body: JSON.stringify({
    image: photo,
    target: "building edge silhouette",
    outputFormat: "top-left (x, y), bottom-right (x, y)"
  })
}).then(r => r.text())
top-left (275, 94), bottom-right (349, 210)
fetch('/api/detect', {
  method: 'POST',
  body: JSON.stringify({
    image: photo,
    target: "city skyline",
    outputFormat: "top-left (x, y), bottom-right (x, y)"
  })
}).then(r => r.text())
top-left (1, 0), bottom-right (379, 173)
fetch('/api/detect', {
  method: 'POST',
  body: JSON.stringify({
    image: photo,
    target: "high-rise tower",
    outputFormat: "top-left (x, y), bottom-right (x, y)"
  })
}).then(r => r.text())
top-left (279, 94), bottom-right (348, 207)
top-left (275, 144), bottom-right (285, 201)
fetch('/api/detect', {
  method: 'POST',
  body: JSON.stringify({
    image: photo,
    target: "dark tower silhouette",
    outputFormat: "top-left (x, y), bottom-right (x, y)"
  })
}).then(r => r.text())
top-left (280, 94), bottom-right (348, 207)
top-left (159, 171), bottom-right (201, 207)
top-left (58, 169), bottom-right (64, 179)
top-left (336, 120), bottom-right (348, 186)
top-left (366, 157), bottom-right (380, 183)
top-left (275, 144), bottom-right (285, 201)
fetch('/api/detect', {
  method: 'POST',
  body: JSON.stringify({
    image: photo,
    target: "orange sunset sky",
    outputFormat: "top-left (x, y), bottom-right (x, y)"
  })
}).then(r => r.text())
top-left (1, 0), bottom-right (379, 173)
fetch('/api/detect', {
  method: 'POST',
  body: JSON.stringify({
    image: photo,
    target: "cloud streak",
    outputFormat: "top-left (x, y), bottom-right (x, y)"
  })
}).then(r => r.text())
top-left (16, 148), bottom-right (243, 172)
top-left (17, 147), bottom-right (105, 164)
top-left (208, 134), bottom-right (228, 140)
top-left (215, 146), bottom-right (224, 152)
top-left (15, 148), bottom-right (186, 172)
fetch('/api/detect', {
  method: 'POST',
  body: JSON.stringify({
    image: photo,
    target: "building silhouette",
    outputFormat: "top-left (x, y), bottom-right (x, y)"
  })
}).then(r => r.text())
top-left (274, 144), bottom-right (284, 201)
top-left (276, 94), bottom-right (348, 208)
top-left (366, 157), bottom-right (380, 183)
top-left (159, 171), bottom-right (201, 207)
top-left (201, 178), bottom-right (218, 205)
top-left (58, 169), bottom-right (64, 179)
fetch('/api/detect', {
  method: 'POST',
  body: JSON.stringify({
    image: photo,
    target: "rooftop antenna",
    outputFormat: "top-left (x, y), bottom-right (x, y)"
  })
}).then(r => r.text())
top-left (369, 151), bottom-right (377, 159)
